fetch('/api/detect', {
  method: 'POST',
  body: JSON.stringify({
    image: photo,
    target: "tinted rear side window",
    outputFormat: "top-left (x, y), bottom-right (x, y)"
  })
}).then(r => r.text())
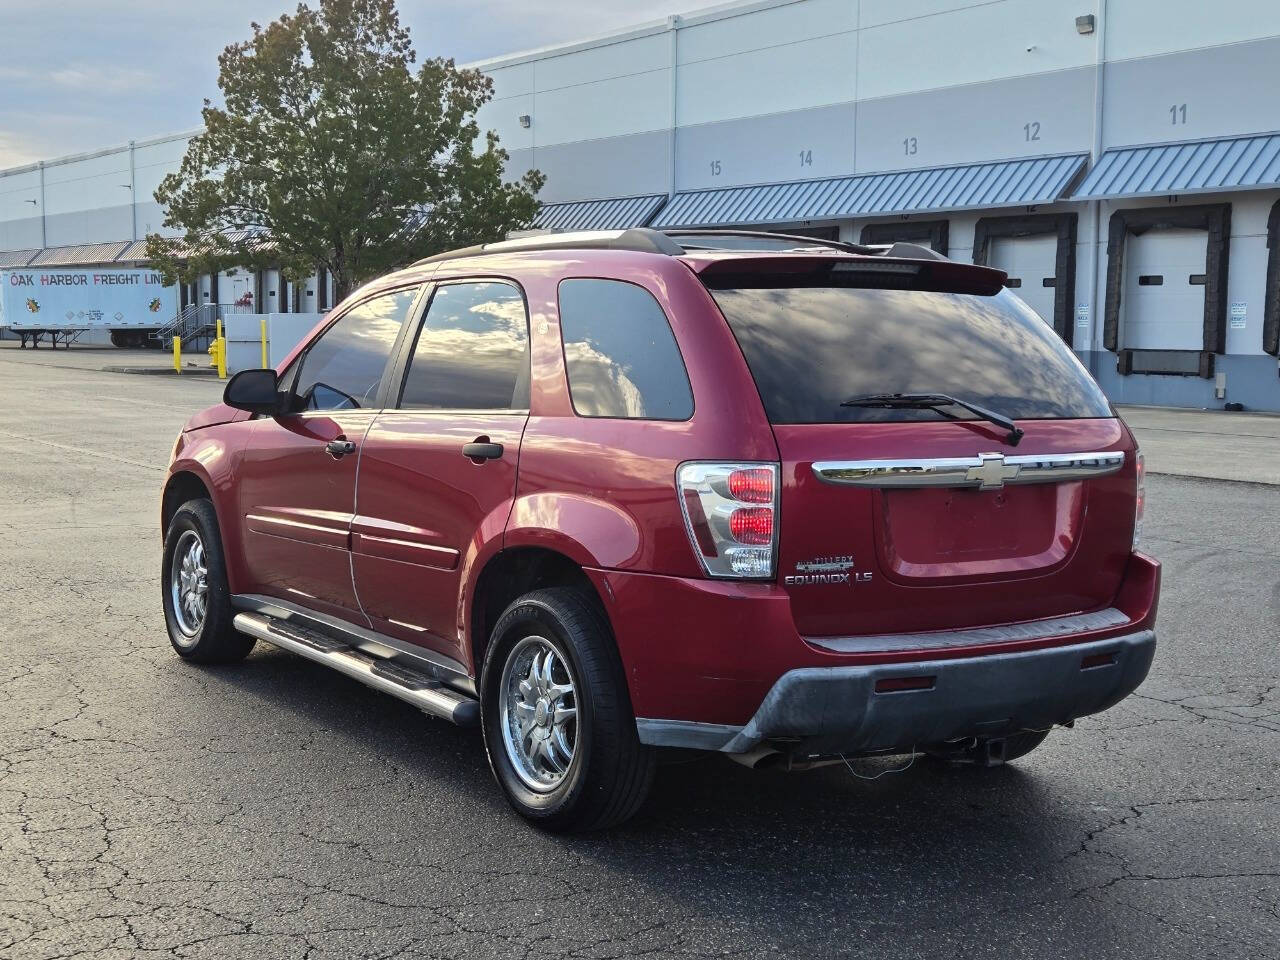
top-left (709, 286), bottom-right (1111, 423)
top-left (400, 281), bottom-right (529, 410)
top-left (558, 279), bottom-right (693, 420)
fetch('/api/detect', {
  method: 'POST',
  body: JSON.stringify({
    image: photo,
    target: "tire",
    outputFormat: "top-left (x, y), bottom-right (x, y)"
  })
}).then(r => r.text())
top-left (480, 587), bottom-right (655, 832)
top-left (925, 729), bottom-right (1051, 767)
top-left (161, 499), bottom-right (254, 664)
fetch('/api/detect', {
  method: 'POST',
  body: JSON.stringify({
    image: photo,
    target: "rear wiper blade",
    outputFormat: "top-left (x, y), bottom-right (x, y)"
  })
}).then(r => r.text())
top-left (840, 393), bottom-right (1024, 446)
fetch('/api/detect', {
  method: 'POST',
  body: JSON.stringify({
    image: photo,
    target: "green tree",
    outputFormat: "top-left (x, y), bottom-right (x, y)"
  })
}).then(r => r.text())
top-left (146, 0), bottom-right (543, 301)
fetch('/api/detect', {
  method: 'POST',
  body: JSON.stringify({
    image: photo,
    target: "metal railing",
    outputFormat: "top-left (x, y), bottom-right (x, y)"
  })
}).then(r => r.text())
top-left (151, 303), bottom-right (200, 348)
top-left (152, 302), bottom-right (251, 350)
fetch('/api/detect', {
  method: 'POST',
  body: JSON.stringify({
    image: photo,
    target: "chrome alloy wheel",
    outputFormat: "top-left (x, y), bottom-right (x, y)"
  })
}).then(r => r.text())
top-left (169, 529), bottom-right (209, 640)
top-left (499, 636), bottom-right (579, 792)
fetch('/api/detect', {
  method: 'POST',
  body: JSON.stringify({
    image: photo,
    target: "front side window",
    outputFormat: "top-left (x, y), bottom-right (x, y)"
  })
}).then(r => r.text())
top-left (557, 279), bottom-right (693, 420)
top-left (399, 281), bottom-right (530, 410)
top-left (293, 288), bottom-right (419, 411)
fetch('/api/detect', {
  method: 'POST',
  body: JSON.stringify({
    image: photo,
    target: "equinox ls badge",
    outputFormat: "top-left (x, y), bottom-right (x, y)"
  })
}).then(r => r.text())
top-left (785, 555), bottom-right (872, 586)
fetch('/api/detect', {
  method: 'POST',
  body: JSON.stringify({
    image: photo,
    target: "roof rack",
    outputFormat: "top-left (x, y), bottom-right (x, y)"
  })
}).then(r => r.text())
top-left (411, 228), bottom-right (683, 266)
top-left (662, 229), bottom-right (881, 256)
top-left (411, 227), bottom-right (952, 266)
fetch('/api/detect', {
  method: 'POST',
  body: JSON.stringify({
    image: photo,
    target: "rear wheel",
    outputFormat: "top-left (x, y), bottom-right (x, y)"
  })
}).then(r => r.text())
top-left (161, 499), bottom-right (254, 664)
top-left (925, 729), bottom-right (1050, 767)
top-left (480, 588), bottom-right (654, 832)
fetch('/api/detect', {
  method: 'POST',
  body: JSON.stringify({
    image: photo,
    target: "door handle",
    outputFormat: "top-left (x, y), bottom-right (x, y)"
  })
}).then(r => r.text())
top-left (325, 438), bottom-right (357, 458)
top-left (462, 441), bottom-right (503, 462)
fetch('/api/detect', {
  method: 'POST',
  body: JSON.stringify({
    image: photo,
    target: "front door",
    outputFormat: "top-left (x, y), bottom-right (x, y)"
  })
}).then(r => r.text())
top-left (352, 279), bottom-right (530, 662)
top-left (237, 285), bottom-right (422, 623)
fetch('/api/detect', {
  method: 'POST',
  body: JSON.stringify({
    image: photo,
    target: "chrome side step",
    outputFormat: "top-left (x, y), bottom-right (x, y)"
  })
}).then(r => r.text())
top-left (233, 612), bottom-right (480, 727)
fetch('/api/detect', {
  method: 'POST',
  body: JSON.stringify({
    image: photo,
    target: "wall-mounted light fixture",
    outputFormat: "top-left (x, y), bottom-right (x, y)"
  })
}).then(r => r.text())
top-left (518, 114), bottom-right (531, 128)
top-left (1075, 14), bottom-right (1096, 34)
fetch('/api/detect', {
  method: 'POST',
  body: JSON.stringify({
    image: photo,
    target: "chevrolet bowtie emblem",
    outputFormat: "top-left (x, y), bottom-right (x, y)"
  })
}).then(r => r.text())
top-left (965, 453), bottom-right (1022, 490)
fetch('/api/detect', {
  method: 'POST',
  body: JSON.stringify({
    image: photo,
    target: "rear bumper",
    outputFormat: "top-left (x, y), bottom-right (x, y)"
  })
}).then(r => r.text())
top-left (588, 552), bottom-right (1159, 748)
top-left (635, 629), bottom-right (1155, 754)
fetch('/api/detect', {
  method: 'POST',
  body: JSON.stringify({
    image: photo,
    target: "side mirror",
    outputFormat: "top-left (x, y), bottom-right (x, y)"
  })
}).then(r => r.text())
top-left (223, 368), bottom-right (282, 415)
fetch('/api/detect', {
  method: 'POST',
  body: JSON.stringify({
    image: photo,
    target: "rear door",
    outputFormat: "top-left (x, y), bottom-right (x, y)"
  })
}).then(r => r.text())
top-left (705, 264), bottom-right (1136, 639)
top-left (237, 286), bottom-right (421, 622)
top-left (351, 279), bottom-right (530, 662)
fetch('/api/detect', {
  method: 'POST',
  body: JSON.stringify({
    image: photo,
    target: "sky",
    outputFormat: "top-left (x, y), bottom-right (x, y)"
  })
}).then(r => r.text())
top-left (0, 0), bottom-right (718, 168)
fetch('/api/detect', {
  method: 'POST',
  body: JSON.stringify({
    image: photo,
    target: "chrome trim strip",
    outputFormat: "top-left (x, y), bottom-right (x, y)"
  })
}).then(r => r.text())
top-left (245, 513), bottom-right (342, 535)
top-left (354, 532), bottom-right (459, 562)
top-left (812, 450), bottom-right (1125, 490)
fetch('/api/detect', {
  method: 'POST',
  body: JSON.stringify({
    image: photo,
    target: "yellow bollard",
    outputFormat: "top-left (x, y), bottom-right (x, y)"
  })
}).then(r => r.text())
top-left (260, 317), bottom-right (268, 368)
top-left (173, 335), bottom-right (182, 374)
top-left (208, 337), bottom-right (227, 379)
top-left (214, 316), bottom-right (227, 379)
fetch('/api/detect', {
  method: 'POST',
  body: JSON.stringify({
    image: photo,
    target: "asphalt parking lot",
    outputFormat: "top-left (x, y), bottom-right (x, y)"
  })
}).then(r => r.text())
top-left (1, 345), bottom-right (1277, 960)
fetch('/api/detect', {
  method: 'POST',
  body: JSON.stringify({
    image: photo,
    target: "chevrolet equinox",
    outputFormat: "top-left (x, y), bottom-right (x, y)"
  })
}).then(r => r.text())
top-left (160, 229), bottom-right (1159, 831)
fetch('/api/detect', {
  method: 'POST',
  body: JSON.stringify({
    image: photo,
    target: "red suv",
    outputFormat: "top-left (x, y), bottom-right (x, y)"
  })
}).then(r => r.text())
top-left (161, 229), bottom-right (1158, 831)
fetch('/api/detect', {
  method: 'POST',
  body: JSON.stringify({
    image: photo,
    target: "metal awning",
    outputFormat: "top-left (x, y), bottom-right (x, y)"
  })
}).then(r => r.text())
top-left (120, 230), bottom-right (272, 261)
top-left (117, 239), bottom-right (153, 260)
top-left (534, 194), bottom-right (668, 231)
top-left (1073, 133), bottom-right (1280, 200)
top-left (29, 241), bottom-right (131, 267)
top-left (652, 154), bottom-right (1087, 228)
top-left (0, 248), bottom-right (38, 268)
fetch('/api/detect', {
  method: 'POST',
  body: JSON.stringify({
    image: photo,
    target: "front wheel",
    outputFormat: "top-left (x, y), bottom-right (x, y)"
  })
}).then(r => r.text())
top-left (161, 499), bottom-right (254, 664)
top-left (480, 588), bottom-right (654, 832)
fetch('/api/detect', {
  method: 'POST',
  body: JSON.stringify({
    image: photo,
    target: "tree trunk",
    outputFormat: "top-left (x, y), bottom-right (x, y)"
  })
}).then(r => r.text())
top-left (331, 242), bottom-right (350, 303)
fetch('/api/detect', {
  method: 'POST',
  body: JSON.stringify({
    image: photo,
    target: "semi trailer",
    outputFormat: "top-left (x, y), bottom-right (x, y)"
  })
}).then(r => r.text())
top-left (0, 267), bottom-right (178, 348)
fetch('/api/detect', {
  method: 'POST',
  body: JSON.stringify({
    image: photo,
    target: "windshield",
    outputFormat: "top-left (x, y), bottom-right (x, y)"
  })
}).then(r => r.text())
top-left (708, 285), bottom-right (1112, 424)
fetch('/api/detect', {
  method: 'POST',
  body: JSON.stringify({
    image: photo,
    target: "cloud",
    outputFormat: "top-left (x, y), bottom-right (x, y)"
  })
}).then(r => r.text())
top-left (0, 0), bottom-right (725, 166)
top-left (0, 132), bottom-right (46, 169)
top-left (47, 67), bottom-right (157, 95)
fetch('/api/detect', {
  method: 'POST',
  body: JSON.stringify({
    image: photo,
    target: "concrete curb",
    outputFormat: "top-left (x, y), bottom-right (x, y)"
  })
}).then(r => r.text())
top-left (103, 365), bottom-right (219, 377)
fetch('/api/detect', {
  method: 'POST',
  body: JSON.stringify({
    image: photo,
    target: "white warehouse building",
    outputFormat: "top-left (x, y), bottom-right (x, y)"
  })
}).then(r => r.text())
top-left (2, 0), bottom-right (1279, 409)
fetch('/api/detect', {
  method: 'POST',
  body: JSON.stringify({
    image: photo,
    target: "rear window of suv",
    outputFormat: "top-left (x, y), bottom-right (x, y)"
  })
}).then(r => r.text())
top-left (708, 284), bottom-right (1111, 424)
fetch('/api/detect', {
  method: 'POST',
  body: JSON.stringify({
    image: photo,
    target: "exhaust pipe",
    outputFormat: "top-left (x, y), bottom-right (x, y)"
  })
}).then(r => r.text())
top-left (727, 745), bottom-right (787, 770)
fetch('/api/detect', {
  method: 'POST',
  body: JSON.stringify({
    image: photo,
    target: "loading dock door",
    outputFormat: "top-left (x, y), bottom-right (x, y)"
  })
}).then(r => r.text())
top-left (989, 234), bottom-right (1057, 326)
top-left (860, 220), bottom-right (949, 257)
top-left (1123, 228), bottom-right (1207, 351)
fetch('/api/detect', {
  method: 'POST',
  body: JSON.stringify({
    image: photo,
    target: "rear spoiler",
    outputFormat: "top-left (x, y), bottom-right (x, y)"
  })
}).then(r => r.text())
top-left (690, 254), bottom-right (1008, 297)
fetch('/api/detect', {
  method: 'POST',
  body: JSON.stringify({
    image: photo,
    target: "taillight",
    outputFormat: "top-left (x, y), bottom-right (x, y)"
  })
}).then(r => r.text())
top-left (677, 462), bottom-right (780, 578)
top-left (728, 506), bottom-right (773, 545)
top-left (1132, 450), bottom-right (1145, 549)
top-left (727, 467), bottom-right (774, 503)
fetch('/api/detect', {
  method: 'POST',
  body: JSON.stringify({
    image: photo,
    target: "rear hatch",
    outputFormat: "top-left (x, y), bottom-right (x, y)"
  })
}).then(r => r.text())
top-left (702, 255), bottom-right (1137, 639)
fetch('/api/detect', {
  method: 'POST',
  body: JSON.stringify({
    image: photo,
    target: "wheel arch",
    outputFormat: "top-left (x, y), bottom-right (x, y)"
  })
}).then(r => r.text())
top-left (468, 546), bottom-right (609, 679)
top-left (162, 459), bottom-right (248, 594)
top-left (161, 469), bottom-right (213, 533)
